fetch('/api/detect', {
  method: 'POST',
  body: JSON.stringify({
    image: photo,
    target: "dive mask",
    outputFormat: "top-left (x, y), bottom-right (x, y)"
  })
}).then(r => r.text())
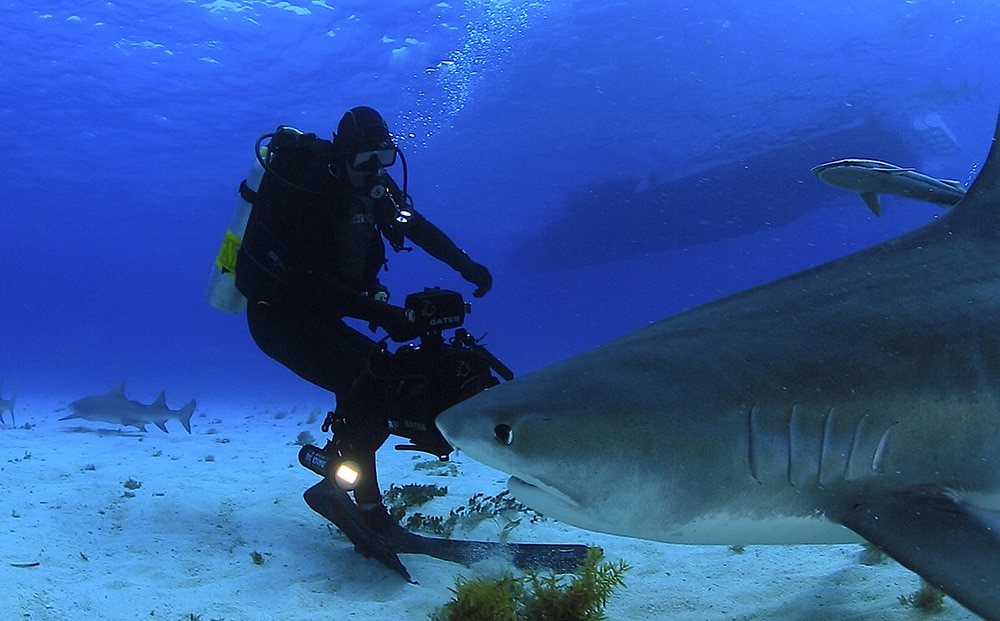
top-left (352, 148), bottom-right (397, 171)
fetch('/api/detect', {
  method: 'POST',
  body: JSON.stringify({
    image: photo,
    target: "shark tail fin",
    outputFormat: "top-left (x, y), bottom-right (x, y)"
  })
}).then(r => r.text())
top-left (178, 400), bottom-right (196, 434)
top-left (0, 382), bottom-right (10, 427)
top-left (946, 105), bottom-right (1000, 230)
top-left (0, 382), bottom-right (13, 426)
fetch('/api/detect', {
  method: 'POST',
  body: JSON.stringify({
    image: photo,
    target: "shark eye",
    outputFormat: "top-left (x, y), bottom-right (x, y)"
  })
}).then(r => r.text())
top-left (494, 423), bottom-right (513, 446)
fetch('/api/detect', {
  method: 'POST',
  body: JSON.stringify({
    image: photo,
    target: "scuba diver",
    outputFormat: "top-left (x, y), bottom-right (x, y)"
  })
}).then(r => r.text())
top-left (233, 106), bottom-right (493, 542)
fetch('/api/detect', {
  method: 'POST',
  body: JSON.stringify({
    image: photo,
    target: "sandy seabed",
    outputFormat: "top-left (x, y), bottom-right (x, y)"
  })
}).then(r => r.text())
top-left (0, 395), bottom-right (980, 621)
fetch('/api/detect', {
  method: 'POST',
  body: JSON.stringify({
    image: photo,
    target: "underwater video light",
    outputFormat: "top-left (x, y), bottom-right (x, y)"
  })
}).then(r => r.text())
top-left (333, 460), bottom-right (362, 490)
top-left (298, 444), bottom-right (364, 490)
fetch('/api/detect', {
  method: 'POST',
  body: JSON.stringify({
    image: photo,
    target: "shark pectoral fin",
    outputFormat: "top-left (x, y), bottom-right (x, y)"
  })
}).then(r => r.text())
top-left (834, 489), bottom-right (1000, 620)
top-left (124, 420), bottom-right (148, 432)
top-left (859, 192), bottom-right (882, 216)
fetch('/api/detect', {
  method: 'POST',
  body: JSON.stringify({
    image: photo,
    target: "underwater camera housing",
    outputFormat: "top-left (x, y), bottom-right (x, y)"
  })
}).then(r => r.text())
top-left (404, 287), bottom-right (469, 337)
top-left (299, 288), bottom-right (513, 488)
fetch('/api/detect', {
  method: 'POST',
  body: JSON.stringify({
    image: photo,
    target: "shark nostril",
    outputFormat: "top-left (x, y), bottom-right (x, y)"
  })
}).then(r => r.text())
top-left (494, 423), bottom-right (513, 446)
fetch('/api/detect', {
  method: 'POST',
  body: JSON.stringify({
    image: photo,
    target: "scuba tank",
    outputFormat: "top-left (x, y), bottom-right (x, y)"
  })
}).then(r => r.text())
top-left (205, 154), bottom-right (265, 313)
top-left (205, 127), bottom-right (304, 313)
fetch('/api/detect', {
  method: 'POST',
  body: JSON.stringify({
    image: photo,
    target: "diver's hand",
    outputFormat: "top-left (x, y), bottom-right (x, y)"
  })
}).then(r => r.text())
top-left (373, 304), bottom-right (419, 342)
top-left (460, 260), bottom-right (493, 298)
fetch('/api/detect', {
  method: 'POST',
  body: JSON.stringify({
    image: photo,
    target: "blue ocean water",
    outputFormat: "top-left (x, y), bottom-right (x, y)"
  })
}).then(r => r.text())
top-left (2, 1), bottom-right (998, 406)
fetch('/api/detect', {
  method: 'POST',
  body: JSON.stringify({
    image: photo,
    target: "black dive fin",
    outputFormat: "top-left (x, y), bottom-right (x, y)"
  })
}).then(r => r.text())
top-left (304, 482), bottom-right (414, 581)
top-left (834, 488), bottom-right (1000, 620)
top-left (304, 481), bottom-right (592, 580)
top-left (393, 529), bottom-right (592, 574)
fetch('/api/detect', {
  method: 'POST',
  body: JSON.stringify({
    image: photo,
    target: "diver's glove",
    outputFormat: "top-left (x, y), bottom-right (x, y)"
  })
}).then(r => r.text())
top-left (369, 303), bottom-right (420, 342)
top-left (457, 255), bottom-right (493, 298)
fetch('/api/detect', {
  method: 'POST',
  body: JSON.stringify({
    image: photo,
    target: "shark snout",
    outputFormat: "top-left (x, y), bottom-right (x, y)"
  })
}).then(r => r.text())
top-left (436, 404), bottom-right (515, 462)
top-left (437, 403), bottom-right (540, 475)
top-left (438, 408), bottom-right (587, 518)
top-left (434, 404), bottom-right (472, 451)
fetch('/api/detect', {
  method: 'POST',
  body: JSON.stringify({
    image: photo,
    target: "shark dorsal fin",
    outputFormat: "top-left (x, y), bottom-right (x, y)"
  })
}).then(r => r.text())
top-left (109, 381), bottom-right (127, 397)
top-left (947, 106), bottom-right (1000, 229)
top-left (153, 391), bottom-right (167, 408)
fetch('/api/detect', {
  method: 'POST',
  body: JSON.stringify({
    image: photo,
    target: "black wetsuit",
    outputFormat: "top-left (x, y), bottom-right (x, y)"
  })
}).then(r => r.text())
top-left (234, 131), bottom-right (472, 504)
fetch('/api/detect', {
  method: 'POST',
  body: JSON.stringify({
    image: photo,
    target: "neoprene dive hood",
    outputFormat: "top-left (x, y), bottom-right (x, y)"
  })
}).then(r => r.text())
top-left (337, 106), bottom-right (392, 153)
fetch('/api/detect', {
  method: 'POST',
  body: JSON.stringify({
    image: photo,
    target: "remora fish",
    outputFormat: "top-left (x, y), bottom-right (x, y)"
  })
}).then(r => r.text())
top-left (811, 158), bottom-right (966, 215)
top-left (438, 108), bottom-right (1000, 619)
top-left (60, 381), bottom-right (195, 433)
top-left (0, 383), bottom-right (14, 426)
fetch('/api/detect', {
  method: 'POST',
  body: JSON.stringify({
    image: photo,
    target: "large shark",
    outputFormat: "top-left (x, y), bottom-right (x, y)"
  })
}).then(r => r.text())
top-left (437, 108), bottom-right (1000, 619)
top-left (811, 158), bottom-right (966, 215)
top-left (60, 381), bottom-right (196, 433)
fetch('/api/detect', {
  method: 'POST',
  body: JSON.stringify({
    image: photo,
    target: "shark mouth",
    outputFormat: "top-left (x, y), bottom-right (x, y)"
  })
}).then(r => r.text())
top-left (507, 475), bottom-right (583, 514)
top-left (508, 475), bottom-right (631, 536)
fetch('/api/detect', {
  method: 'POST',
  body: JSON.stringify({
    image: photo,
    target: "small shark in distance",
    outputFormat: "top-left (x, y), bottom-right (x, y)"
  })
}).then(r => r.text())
top-left (811, 158), bottom-right (966, 215)
top-left (60, 381), bottom-right (195, 433)
top-left (437, 107), bottom-right (1000, 619)
top-left (0, 383), bottom-right (15, 426)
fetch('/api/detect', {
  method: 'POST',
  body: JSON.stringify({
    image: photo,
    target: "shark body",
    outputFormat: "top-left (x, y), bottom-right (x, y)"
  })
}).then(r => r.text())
top-left (60, 381), bottom-right (195, 433)
top-left (811, 157), bottom-right (966, 215)
top-left (437, 108), bottom-right (1000, 619)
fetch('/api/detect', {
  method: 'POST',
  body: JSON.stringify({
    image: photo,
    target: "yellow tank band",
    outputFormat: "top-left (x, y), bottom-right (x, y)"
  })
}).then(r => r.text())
top-left (214, 230), bottom-right (242, 274)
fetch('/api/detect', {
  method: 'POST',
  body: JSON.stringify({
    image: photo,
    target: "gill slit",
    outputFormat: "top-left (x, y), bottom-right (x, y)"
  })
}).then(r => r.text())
top-left (818, 406), bottom-right (837, 486)
top-left (872, 422), bottom-right (898, 473)
top-left (845, 413), bottom-right (868, 481)
top-left (787, 403), bottom-right (801, 487)
top-left (747, 403), bottom-right (762, 483)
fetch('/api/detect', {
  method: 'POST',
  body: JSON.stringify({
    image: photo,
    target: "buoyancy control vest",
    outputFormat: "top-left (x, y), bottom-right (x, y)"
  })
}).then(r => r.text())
top-left (232, 127), bottom-right (392, 312)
